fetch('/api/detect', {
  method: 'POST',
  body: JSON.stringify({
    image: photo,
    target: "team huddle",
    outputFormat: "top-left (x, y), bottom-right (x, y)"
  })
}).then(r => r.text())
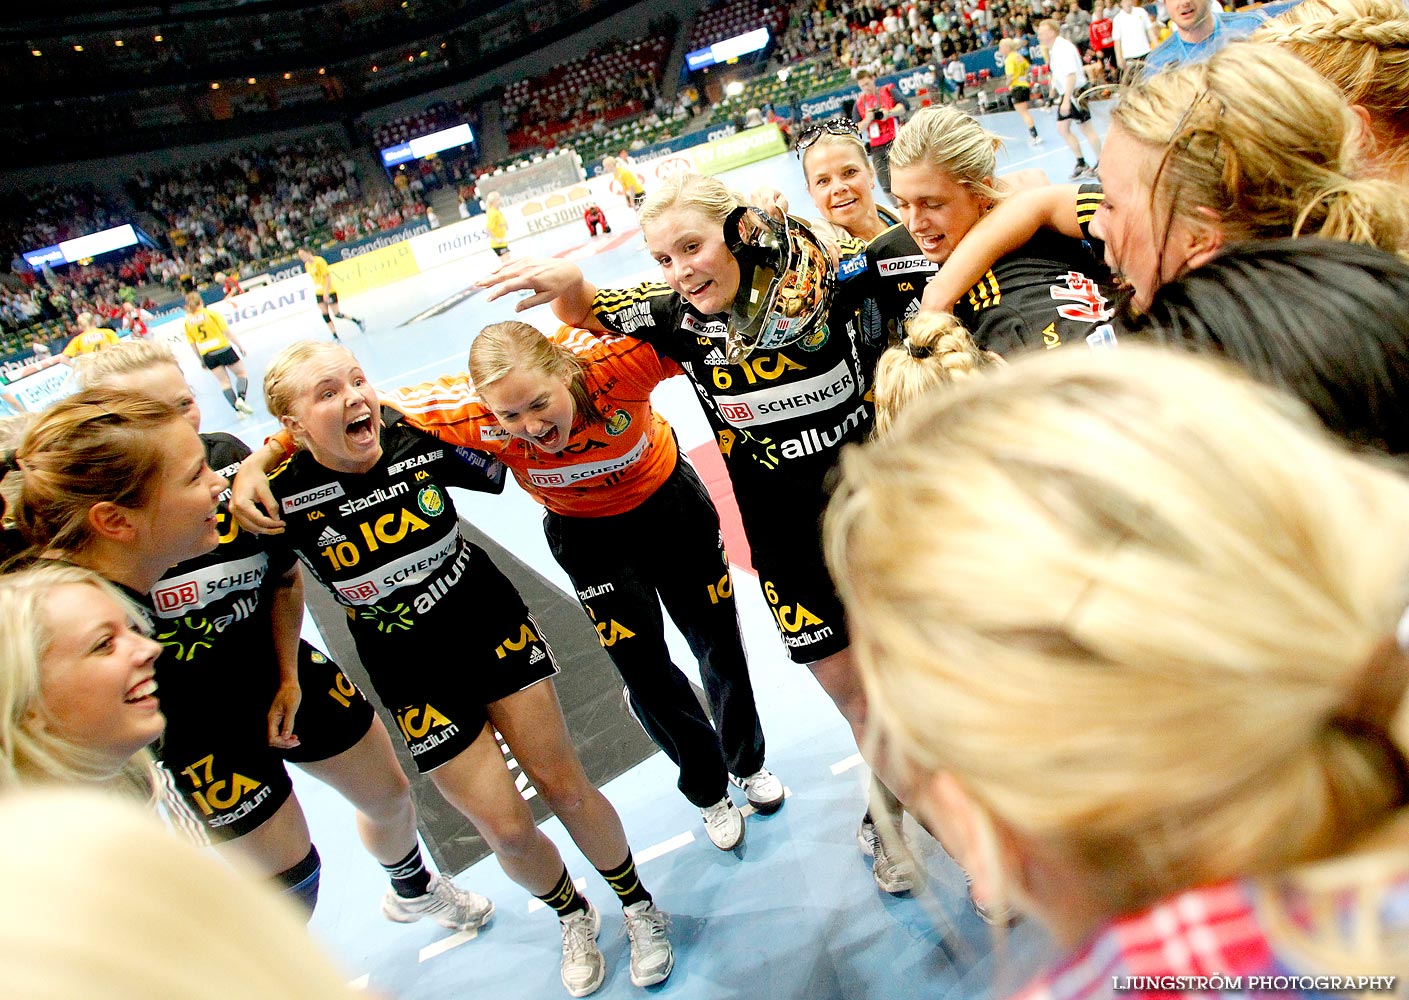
top-left (2, 0), bottom-right (1407, 995)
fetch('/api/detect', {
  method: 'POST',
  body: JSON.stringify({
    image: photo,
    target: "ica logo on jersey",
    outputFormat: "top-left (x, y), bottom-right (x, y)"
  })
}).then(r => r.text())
top-left (180, 753), bottom-right (272, 827)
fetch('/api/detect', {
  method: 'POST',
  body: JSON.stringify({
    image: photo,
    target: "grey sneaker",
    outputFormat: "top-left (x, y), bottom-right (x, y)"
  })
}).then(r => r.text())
top-left (623, 900), bottom-right (674, 987)
top-left (700, 796), bottom-right (745, 850)
top-left (857, 817), bottom-right (916, 894)
top-left (559, 902), bottom-right (605, 997)
top-left (381, 874), bottom-right (495, 931)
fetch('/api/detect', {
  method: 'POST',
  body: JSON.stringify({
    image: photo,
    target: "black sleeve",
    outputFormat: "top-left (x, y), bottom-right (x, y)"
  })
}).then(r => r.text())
top-left (1074, 182), bottom-right (1106, 260)
top-left (385, 408), bottom-right (507, 495)
top-left (590, 282), bottom-right (685, 361)
top-left (968, 305), bottom-right (1042, 358)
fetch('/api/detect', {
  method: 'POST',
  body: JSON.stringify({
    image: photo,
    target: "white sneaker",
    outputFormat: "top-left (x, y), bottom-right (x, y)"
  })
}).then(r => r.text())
top-left (700, 796), bottom-right (745, 850)
top-left (1027, 134), bottom-right (1042, 147)
top-left (559, 902), bottom-right (605, 997)
top-left (234, 398), bottom-right (254, 415)
top-left (381, 874), bottom-right (495, 931)
top-left (729, 767), bottom-right (785, 814)
top-left (623, 900), bottom-right (674, 987)
top-left (857, 817), bottom-right (916, 894)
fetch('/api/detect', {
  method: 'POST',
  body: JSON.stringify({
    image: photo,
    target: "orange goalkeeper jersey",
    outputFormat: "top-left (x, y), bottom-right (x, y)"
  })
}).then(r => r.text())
top-left (387, 327), bottom-right (684, 517)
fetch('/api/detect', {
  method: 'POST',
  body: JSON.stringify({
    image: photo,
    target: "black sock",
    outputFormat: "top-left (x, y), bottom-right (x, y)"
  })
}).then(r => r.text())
top-left (235, 375), bottom-right (248, 399)
top-left (222, 387), bottom-right (237, 408)
top-left (274, 844), bottom-right (321, 915)
top-left (596, 852), bottom-right (652, 909)
top-left (536, 865), bottom-right (589, 918)
top-left (382, 844), bottom-right (433, 899)
top-left (1029, 126), bottom-right (1038, 137)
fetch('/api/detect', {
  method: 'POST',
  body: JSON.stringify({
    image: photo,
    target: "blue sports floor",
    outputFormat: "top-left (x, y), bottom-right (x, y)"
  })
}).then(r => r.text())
top-left (198, 102), bottom-right (1110, 1000)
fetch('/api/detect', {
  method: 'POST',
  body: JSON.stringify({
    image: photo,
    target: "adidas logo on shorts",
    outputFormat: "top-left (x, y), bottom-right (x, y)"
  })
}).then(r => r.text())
top-left (528, 646), bottom-right (546, 664)
top-left (317, 525), bottom-right (348, 546)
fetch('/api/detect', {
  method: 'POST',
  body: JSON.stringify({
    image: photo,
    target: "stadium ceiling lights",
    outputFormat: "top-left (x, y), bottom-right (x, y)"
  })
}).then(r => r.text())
top-left (31, 49), bottom-right (41, 57)
top-left (114, 39), bottom-right (124, 47)
top-left (211, 82), bottom-right (220, 89)
top-left (154, 35), bottom-right (163, 42)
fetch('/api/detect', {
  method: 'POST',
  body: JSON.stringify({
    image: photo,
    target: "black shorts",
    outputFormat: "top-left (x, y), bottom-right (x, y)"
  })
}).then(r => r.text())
top-left (627, 191), bottom-right (646, 210)
top-left (1058, 88), bottom-right (1093, 123)
top-left (158, 640), bottom-right (376, 840)
top-left (201, 346), bottom-right (241, 370)
top-left (733, 477), bottom-right (849, 663)
top-left (1010, 84), bottom-right (1031, 104)
top-left (347, 542), bottom-right (560, 773)
top-left (491, 245), bottom-right (510, 257)
top-left (315, 291), bottom-right (339, 305)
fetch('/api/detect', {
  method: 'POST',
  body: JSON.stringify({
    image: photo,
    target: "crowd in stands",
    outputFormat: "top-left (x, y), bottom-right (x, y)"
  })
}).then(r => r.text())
top-left (1, 183), bottom-right (128, 260)
top-left (774, 0), bottom-right (1037, 75)
top-left (131, 137), bottom-right (365, 268)
top-left (688, 0), bottom-right (791, 48)
top-left (502, 34), bottom-right (673, 153)
top-left (0, 136), bottom-right (443, 359)
top-left (372, 99), bottom-right (477, 150)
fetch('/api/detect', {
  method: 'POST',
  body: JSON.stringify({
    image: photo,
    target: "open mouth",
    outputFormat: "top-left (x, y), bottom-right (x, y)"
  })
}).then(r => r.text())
top-left (915, 234), bottom-right (946, 257)
top-left (686, 279), bottom-right (713, 298)
top-left (830, 197), bottom-right (858, 212)
top-left (346, 413), bottom-right (376, 446)
top-left (125, 677), bottom-right (158, 705)
top-left (533, 426), bottom-right (561, 450)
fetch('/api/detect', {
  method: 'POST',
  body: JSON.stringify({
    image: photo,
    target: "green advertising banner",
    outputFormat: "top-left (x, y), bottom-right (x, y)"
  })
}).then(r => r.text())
top-left (690, 124), bottom-right (787, 175)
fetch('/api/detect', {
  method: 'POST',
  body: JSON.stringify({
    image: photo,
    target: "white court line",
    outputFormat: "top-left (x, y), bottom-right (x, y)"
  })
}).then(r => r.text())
top-left (348, 973), bottom-right (370, 990)
top-left (418, 928), bottom-right (480, 963)
top-left (830, 753), bottom-right (865, 776)
top-left (526, 875), bottom-right (589, 914)
top-left (635, 829), bottom-right (696, 865)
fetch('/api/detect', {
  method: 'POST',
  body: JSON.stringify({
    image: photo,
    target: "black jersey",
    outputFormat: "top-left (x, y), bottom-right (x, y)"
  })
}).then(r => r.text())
top-left (858, 182), bottom-right (1116, 355)
top-left (852, 222), bottom-right (934, 345)
top-left (954, 182), bottom-right (1115, 355)
top-left (265, 408), bottom-right (505, 628)
top-left (590, 249), bottom-right (884, 489)
top-left (146, 433), bottom-right (294, 677)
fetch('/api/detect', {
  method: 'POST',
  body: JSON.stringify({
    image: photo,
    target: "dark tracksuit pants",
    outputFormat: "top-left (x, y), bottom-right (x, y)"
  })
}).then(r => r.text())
top-left (544, 457), bottom-right (765, 809)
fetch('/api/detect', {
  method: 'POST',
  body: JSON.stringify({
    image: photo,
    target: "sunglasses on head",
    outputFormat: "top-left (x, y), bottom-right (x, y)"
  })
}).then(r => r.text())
top-left (794, 118), bottom-right (862, 157)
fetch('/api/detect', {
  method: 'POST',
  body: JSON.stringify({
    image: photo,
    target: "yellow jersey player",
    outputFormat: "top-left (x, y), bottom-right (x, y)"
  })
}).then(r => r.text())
top-left (182, 292), bottom-right (254, 415)
top-left (61, 312), bottom-right (121, 357)
top-left (484, 191), bottom-right (510, 259)
top-left (297, 247), bottom-right (365, 340)
top-left (603, 156), bottom-right (646, 210)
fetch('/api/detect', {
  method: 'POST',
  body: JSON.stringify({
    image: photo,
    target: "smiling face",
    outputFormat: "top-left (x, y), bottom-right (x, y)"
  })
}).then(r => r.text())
top-left (125, 420), bottom-right (227, 566)
top-left (35, 583), bottom-right (165, 769)
top-left (890, 164), bottom-right (992, 264)
top-left (1089, 124), bottom-right (1205, 310)
top-left (644, 206), bottom-right (742, 316)
top-left (805, 139), bottom-right (881, 238)
top-left (280, 350), bottom-right (383, 474)
top-left (478, 367), bottom-right (577, 453)
top-left (104, 363), bottom-right (202, 434)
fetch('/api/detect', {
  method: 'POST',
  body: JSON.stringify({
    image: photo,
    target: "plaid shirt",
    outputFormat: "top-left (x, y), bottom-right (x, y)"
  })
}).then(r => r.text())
top-left (1013, 875), bottom-right (1409, 1000)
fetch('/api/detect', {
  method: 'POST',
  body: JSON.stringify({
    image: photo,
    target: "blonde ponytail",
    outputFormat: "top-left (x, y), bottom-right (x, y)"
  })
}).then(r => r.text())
top-left (872, 313), bottom-right (1002, 436)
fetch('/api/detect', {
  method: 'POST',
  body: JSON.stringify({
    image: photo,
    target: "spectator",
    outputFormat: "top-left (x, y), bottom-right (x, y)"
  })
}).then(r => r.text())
top-left (1111, 0), bottom-right (1158, 74)
top-left (1144, 0), bottom-right (1266, 71)
top-left (1037, 18), bottom-right (1102, 178)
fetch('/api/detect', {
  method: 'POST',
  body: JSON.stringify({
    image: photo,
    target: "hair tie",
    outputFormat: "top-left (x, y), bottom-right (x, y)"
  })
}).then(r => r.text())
top-left (904, 341), bottom-right (933, 359)
top-left (0, 451), bottom-right (18, 475)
